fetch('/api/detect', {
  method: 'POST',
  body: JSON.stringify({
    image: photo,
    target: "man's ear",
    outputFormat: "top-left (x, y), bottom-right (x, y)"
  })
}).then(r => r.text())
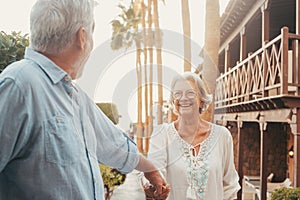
top-left (76, 27), bottom-right (86, 49)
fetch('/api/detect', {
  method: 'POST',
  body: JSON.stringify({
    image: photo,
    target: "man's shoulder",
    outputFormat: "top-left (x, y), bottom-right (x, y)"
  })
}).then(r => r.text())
top-left (1, 59), bottom-right (42, 85)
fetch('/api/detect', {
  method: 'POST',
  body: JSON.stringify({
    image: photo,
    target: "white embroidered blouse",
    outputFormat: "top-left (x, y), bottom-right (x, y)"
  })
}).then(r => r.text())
top-left (147, 122), bottom-right (240, 200)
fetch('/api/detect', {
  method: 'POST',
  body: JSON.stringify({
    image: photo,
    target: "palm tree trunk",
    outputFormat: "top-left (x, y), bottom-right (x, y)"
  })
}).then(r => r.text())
top-left (181, 0), bottom-right (191, 72)
top-left (145, 0), bottom-right (154, 153)
top-left (202, 0), bottom-right (220, 122)
top-left (142, 0), bottom-right (149, 154)
top-left (153, 0), bottom-right (163, 125)
top-left (136, 40), bottom-right (143, 152)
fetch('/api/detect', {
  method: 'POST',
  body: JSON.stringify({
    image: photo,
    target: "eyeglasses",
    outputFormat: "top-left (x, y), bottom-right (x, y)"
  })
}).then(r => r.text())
top-left (172, 89), bottom-right (198, 100)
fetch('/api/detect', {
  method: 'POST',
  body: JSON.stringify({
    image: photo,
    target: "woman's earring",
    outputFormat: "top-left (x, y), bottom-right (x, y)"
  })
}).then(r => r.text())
top-left (199, 107), bottom-right (202, 114)
top-left (199, 101), bottom-right (204, 114)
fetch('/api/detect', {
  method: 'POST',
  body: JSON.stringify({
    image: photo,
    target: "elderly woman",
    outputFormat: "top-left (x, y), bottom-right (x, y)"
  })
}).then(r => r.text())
top-left (147, 72), bottom-right (240, 200)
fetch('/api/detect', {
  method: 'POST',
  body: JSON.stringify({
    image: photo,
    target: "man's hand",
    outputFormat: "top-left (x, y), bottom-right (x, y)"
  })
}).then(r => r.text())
top-left (144, 170), bottom-right (170, 200)
top-left (144, 183), bottom-right (170, 200)
top-left (135, 155), bottom-right (170, 200)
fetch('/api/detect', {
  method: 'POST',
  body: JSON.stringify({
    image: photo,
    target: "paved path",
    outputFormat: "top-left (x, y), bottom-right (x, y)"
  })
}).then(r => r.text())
top-left (111, 170), bottom-right (145, 200)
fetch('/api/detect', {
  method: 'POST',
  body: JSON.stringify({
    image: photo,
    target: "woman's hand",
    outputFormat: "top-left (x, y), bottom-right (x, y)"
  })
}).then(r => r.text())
top-left (135, 155), bottom-right (170, 200)
top-left (144, 183), bottom-right (170, 200)
top-left (143, 170), bottom-right (170, 200)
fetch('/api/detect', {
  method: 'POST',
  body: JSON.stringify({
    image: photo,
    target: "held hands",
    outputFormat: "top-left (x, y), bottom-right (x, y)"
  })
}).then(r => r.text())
top-left (135, 155), bottom-right (170, 199)
top-left (143, 170), bottom-right (170, 200)
top-left (144, 183), bottom-right (170, 200)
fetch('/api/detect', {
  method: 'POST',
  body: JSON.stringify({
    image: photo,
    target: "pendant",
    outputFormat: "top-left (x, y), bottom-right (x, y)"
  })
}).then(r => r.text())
top-left (186, 186), bottom-right (197, 200)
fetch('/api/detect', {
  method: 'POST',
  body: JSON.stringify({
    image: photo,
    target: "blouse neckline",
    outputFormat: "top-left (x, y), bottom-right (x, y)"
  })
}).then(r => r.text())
top-left (168, 122), bottom-right (220, 199)
top-left (170, 122), bottom-right (213, 153)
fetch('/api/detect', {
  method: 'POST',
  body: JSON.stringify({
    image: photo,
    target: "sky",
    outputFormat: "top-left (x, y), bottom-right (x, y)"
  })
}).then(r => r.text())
top-left (0, 0), bottom-right (229, 130)
top-left (0, 0), bottom-right (229, 48)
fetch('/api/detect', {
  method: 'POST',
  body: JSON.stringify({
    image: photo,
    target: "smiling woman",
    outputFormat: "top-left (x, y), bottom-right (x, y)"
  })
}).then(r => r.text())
top-left (146, 72), bottom-right (241, 200)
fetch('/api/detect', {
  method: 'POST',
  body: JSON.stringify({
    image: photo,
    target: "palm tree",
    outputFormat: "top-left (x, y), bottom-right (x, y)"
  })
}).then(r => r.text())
top-left (202, 0), bottom-right (220, 122)
top-left (111, 1), bottom-right (144, 152)
top-left (145, 0), bottom-right (154, 153)
top-left (141, 0), bottom-right (150, 154)
top-left (134, 0), bottom-right (145, 152)
top-left (153, 0), bottom-right (163, 125)
top-left (111, 0), bottom-right (165, 152)
top-left (181, 0), bottom-right (191, 72)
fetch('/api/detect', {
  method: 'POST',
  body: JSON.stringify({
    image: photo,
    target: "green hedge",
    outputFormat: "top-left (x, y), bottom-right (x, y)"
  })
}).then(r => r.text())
top-left (0, 31), bottom-right (29, 73)
top-left (96, 103), bottom-right (119, 125)
top-left (96, 102), bottom-right (126, 199)
top-left (99, 164), bottom-right (126, 199)
top-left (270, 187), bottom-right (300, 200)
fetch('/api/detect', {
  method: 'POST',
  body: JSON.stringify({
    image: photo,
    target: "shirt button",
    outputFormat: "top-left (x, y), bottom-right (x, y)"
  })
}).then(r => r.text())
top-left (64, 76), bottom-right (71, 82)
top-left (56, 117), bottom-right (62, 123)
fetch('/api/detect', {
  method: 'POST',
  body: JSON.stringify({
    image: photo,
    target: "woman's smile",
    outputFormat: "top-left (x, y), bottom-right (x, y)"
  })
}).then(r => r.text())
top-left (178, 102), bottom-right (193, 108)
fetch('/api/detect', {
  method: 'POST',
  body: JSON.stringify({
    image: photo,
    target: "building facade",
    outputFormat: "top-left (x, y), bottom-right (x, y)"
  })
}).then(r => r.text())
top-left (214, 0), bottom-right (300, 199)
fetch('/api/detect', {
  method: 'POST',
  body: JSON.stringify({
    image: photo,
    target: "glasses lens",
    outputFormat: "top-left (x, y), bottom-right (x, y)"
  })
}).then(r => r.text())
top-left (172, 90), bottom-right (197, 99)
top-left (186, 90), bottom-right (197, 99)
top-left (173, 91), bottom-right (182, 99)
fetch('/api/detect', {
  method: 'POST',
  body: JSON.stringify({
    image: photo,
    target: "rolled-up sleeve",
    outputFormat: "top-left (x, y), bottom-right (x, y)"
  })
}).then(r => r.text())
top-left (88, 101), bottom-right (139, 174)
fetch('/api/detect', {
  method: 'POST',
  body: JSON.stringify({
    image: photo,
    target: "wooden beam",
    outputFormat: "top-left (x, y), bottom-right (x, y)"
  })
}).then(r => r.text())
top-left (259, 118), bottom-right (268, 200)
top-left (261, 1), bottom-right (270, 45)
top-left (214, 109), bottom-right (293, 123)
top-left (225, 45), bottom-right (231, 72)
top-left (236, 118), bottom-right (243, 200)
top-left (296, 0), bottom-right (300, 96)
top-left (281, 27), bottom-right (289, 94)
top-left (291, 108), bottom-right (300, 187)
top-left (240, 27), bottom-right (247, 61)
top-left (261, 1), bottom-right (269, 99)
top-left (281, 96), bottom-right (300, 108)
top-left (297, 0), bottom-right (300, 35)
top-left (293, 134), bottom-right (300, 187)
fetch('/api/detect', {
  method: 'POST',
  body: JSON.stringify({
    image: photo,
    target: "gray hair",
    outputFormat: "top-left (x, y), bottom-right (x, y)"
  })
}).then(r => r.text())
top-left (170, 72), bottom-right (213, 114)
top-left (29, 0), bottom-right (96, 54)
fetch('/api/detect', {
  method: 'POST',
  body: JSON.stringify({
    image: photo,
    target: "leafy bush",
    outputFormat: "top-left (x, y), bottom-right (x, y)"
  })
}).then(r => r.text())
top-left (0, 31), bottom-right (29, 73)
top-left (96, 102), bottom-right (126, 200)
top-left (96, 103), bottom-right (120, 125)
top-left (270, 187), bottom-right (300, 200)
top-left (99, 164), bottom-right (126, 199)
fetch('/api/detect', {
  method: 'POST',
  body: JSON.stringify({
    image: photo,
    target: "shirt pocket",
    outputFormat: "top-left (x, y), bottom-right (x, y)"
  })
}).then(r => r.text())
top-left (44, 115), bottom-right (81, 166)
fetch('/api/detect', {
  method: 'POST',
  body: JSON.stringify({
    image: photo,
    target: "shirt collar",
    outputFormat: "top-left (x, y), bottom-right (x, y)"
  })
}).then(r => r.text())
top-left (24, 47), bottom-right (68, 84)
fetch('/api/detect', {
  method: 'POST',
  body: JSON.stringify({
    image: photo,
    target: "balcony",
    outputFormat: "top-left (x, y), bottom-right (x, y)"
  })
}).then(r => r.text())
top-left (215, 27), bottom-right (300, 114)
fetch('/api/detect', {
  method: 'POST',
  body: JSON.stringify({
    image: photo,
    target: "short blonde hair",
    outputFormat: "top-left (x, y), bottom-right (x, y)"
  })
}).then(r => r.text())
top-left (170, 72), bottom-right (213, 114)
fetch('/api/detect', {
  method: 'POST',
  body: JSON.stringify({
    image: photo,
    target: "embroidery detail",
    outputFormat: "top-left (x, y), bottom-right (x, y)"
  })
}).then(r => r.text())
top-left (170, 123), bottom-right (217, 200)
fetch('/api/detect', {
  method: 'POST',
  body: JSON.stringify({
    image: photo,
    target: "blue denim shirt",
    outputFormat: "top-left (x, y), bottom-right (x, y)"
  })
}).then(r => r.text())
top-left (0, 48), bottom-right (139, 200)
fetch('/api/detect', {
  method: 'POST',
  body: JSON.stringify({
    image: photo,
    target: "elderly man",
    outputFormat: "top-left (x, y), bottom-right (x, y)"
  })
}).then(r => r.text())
top-left (0, 0), bottom-right (169, 199)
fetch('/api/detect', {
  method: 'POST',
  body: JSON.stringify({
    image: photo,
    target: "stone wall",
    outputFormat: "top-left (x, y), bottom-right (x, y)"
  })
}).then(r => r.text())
top-left (228, 122), bottom-right (288, 182)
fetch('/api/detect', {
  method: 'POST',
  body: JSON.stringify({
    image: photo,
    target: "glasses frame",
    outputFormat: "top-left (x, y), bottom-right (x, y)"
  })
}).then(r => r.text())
top-left (172, 89), bottom-right (198, 100)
